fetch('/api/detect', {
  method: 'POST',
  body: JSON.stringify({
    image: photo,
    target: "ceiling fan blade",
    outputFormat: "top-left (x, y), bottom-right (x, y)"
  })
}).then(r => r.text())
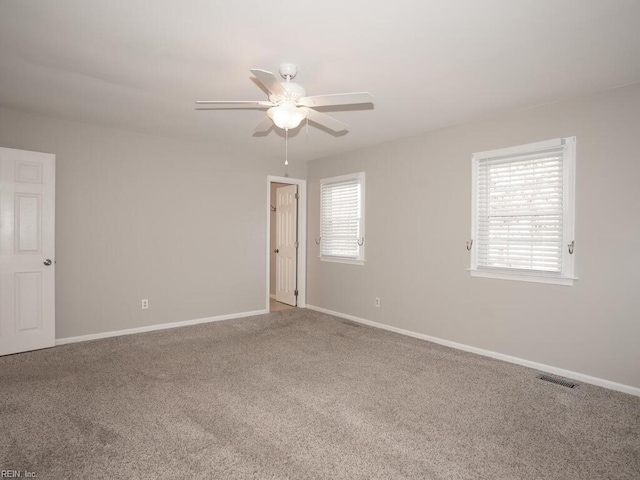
top-left (298, 92), bottom-right (373, 108)
top-left (253, 117), bottom-right (273, 133)
top-left (196, 100), bottom-right (274, 106)
top-left (249, 69), bottom-right (286, 97)
top-left (304, 108), bottom-right (348, 132)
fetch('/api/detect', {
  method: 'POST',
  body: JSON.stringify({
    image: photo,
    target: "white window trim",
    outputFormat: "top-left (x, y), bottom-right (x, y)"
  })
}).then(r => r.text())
top-left (319, 172), bottom-right (365, 265)
top-left (470, 137), bottom-right (577, 285)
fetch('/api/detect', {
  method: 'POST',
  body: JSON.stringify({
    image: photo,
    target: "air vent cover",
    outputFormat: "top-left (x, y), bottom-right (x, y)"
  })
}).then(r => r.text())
top-left (538, 374), bottom-right (577, 389)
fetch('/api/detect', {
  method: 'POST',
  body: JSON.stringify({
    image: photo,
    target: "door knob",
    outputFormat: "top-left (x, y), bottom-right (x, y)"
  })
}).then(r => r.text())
top-left (44, 259), bottom-right (53, 266)
top-left (274, 249), bottom-right (279, 253)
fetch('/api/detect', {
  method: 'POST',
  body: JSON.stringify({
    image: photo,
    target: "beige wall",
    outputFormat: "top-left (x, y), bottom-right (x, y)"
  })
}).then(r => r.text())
top-left (307, 82), bottom-right (640, 389)
top-left (0, 108), bottom-right (306, 339)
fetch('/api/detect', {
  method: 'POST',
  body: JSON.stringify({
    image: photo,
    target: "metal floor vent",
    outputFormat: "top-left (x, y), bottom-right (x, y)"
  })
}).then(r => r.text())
top-left (341, 320), bottom-right (361, 328)
top-left (538, 374), bottom-right (577, 389)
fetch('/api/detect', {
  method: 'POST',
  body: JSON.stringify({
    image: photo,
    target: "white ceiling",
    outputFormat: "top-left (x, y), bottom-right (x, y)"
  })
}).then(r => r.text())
top-left (1, 0), bottom-right (639, 162)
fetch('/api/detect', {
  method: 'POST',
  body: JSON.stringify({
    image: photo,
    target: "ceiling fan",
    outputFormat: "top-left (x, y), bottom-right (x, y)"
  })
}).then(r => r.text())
top-left (196, 64), bottom-right (373, 134)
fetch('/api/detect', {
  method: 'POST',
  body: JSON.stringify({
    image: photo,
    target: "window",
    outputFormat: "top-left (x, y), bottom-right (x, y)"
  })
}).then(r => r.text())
top-left (319, 172), bottom-right (365, 264)
top-left (470, 137), bottom-right (576, 285)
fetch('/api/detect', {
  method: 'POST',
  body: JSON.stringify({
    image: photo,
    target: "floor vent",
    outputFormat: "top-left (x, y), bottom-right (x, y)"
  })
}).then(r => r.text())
top-left (538, 374), bottom-right (577, 389)
top-left (341, 320), bottom-right (361, 328)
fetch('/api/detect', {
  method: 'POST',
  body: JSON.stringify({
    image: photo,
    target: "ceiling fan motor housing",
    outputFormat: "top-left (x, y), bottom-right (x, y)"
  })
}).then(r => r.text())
top-left (268, 82), bottom-right (306, 103)
top-left (281, 82), bottom-right (306, 102)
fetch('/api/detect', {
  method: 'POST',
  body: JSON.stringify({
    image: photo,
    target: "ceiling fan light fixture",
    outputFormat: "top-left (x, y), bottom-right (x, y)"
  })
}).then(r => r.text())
top-left (267, 101), bottom-right (306, 130)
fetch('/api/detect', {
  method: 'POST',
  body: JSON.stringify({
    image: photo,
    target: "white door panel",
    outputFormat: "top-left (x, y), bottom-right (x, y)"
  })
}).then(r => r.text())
top-left (0, 147), bottom-right (55, 356)
top-left (275, 185), bottom-right (297, 306)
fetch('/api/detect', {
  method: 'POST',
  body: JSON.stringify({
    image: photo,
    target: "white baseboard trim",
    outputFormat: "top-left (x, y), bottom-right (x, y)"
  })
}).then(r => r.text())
top-left (306, 304), bottom-right (640, 398)
top-left (269, 294), bottom-right (276, 299)
top-left (55, 309), bottom-right (268, 346)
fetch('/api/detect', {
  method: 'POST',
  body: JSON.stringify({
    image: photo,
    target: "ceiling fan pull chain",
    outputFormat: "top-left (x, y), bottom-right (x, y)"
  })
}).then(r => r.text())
top-left (285, 128), bottom-right (289, 166)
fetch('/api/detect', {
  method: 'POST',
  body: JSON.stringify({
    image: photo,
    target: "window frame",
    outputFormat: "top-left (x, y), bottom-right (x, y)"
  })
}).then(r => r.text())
top-left (319, 172), bottom-right (366, 265)
top-left (470, 137), bottom-right (576, 286)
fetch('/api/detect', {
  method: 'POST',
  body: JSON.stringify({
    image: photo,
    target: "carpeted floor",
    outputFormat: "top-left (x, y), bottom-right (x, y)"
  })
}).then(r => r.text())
top-left (1, 309), bottom-right (639, 480)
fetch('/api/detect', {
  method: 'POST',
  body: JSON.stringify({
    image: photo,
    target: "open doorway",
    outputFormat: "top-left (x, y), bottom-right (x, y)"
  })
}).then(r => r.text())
top-left (266, 176), bottom-right (306, 312)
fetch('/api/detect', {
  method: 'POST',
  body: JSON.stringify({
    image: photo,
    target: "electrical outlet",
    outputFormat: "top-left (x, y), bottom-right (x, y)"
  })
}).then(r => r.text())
top-left (375, 297), bottom-right (380, 307)
top-left (141, 299), bottom-right (149, 310)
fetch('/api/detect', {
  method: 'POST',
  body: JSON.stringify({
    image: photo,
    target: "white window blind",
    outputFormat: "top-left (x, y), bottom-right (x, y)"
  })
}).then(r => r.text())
top-left (471, 137), bottom-right (575, 284)
top-left (320, 173), bottom-right (364, 262)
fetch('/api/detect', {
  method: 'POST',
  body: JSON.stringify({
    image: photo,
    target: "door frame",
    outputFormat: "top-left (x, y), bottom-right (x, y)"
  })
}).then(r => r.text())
top-left (266, 176), bottom-right (306, 310)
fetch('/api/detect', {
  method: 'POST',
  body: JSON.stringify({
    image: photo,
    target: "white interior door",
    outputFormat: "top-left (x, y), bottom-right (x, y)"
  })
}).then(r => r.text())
top-left (0, 147), bottom-right (55, 356)
top-left (275, 184), bottom-right (297, 306)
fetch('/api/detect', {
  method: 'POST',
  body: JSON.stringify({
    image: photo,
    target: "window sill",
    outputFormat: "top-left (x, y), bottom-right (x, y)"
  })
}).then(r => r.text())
top-left (469, 269), bottom-right (576, 286)
top-left (319, 256), bottom-right (365, 266)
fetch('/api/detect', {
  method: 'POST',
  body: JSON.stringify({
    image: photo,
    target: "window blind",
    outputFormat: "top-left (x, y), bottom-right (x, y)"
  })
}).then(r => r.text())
top-left (320, 176), bottom-right (362, 259)
top-left (475, 144), bottom-right (566, 274)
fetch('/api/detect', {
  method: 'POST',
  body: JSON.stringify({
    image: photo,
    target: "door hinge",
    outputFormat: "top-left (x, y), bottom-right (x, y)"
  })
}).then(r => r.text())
top-left (294, 241), bottom-right (299, 248)
top-left (295, 193), bottom-right (299, 200)
top-left (294, 289), bottom-right (298, 296)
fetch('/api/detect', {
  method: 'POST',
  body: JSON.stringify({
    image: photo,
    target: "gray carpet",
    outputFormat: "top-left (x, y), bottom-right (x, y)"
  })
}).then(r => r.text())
top-left (1, 309), bottom-right (639, 479)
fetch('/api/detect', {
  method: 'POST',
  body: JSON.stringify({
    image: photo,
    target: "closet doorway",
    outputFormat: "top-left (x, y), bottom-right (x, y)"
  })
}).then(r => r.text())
top-left (266, 176), bottom-right (306, 312)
